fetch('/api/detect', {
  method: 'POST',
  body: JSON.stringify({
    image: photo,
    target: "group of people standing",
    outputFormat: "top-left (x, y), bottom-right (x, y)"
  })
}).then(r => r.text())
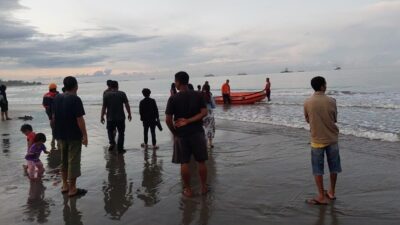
top-left (16, 72), bottom-right (341, 203)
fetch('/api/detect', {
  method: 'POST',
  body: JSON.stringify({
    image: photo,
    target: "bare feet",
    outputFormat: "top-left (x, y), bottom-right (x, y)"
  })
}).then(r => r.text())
top-left (325, 190), bottom-right (337, 200)
top-left (201, 185), bottom-right (210, 195)
top-left (183, 188), bottom-right (193, 197)
top-left (141, 143), bottom-right (148, 149)
top-left (153, 145), bottom-right (159, 150)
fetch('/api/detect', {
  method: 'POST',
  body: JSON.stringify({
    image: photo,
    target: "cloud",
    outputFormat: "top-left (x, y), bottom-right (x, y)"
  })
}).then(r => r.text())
top-left (0, 1), bottom-right (156, 69)
top-left (92, 68), bottom-right (112, 76)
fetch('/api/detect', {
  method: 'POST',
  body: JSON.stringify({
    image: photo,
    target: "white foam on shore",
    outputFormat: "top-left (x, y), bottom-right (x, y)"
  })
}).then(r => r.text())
top-left (215, 115), bottom-right (400, 142)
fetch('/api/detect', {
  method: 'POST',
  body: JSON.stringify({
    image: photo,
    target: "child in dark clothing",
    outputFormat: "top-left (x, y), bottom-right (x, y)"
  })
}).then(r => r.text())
top-left (139, 88), bottom-right (160, 149)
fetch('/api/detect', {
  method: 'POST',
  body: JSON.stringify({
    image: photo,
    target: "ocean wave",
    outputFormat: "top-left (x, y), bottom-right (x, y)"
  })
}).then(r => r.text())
top-left (214, 115), bottom-right (400, 142)
top-left (258, 101), bottom-right (400, 110)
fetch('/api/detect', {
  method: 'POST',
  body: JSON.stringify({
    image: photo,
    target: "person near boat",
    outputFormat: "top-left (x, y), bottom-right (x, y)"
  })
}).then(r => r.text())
top-left (202, 84), bottom-right (216, 148)
top-left (221, 80), bottom-right (231, 104)
top-left (265, 78), bottom-right (271, 102)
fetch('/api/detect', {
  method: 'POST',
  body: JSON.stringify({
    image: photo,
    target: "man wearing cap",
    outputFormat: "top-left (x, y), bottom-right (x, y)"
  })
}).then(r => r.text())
top-left (43, 83), bottom-right (59, 150)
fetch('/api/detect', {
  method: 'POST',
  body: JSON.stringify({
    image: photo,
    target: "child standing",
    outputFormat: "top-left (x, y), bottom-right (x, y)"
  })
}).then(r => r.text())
top-left (21, 124), bottom-right (36, 171)
top-left (25, 133), bottom-right (49, 179)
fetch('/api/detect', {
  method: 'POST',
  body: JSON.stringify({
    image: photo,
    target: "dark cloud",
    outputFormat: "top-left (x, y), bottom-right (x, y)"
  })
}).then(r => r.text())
top-left (0, 1), bottom-right (156, 68)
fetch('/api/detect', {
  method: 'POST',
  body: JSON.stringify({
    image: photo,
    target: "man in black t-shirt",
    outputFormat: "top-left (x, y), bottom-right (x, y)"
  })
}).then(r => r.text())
top-left (101, 81), bottom-right (132, 152)
top-left (53, 76), bottom-right (88, 198)
top-left (165, 71), bottom-right (208, 197)
top-left (139, 88), bottom-right (160, 149)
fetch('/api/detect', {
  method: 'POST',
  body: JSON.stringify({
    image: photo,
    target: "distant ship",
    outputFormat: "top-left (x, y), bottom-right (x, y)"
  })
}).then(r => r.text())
top-left (204, 74), bottom-right (215, 77)
top-left (280, 68), bottom-right (292, 73)
top-left (334, 66), bottom-right (341, 70)
top-left (237, 73), bottom-right (247, 76)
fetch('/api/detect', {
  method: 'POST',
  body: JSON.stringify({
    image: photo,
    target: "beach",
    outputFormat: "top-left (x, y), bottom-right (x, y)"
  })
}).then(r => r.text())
top-left (1, 104), bottom-right (399, 225)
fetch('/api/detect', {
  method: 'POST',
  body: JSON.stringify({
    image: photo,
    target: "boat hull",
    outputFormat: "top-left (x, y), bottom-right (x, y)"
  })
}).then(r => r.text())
top-left (214, 91), bottom-right (266, 105)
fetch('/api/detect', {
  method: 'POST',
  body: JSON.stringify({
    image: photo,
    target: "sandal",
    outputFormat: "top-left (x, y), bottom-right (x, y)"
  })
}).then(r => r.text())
top-left (306, 198), bottom-right (328, 205)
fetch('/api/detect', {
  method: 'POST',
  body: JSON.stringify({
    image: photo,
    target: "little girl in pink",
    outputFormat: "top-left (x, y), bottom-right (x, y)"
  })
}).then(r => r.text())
top-left (25, 133), bottom-right (49, 179)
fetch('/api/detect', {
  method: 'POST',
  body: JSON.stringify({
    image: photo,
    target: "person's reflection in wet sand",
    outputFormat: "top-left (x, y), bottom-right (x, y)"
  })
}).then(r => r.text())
top-left (103, 151), bottom-right (133, 220)
top-left (24, 178), bottom-right (51, 223)
top-left (63, 195), bottom-right (83, 225)
top-left (46, 149), bottom-right (62, 185)
top-left (137, 149), bottom-right (163, 206)
top-left (1, 133), bottom-right (10, 154)
top-left (180, 152), bottom-right (216, 225)
top-left (313, 204), bottom-right (340, 225)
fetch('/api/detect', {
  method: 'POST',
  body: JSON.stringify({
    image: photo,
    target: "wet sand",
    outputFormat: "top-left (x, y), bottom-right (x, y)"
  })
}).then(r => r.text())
top-left (1, 105), bottom-right (399, 225)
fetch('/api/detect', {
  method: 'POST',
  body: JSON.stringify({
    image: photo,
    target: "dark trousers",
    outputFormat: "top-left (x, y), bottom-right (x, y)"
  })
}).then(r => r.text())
top-left (223, 94), bottom-right (231, 104)
top-left (143, 121), bottom-right (156, 146)
top-left (107, 120), bottom-right (125, 150)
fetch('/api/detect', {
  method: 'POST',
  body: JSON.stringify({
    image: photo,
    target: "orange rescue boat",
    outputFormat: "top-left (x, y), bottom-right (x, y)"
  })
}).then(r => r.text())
top-left (214, 91), bottom-right (266, 105)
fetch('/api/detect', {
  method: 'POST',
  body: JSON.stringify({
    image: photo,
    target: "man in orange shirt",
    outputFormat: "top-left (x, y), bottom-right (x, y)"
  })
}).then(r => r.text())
top-left (221, 79), bottom-right (231, 104)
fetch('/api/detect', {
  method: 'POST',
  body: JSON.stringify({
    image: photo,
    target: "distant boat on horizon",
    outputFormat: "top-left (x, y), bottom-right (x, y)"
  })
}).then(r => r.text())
top-left (334, 66), bottom-right (342, 70)
top-left (280, 68), bottom-right (293, 73)
top-left (204, 74), bottom-right (215, 77)
top-left (237, 73), bottom-right (247, 76)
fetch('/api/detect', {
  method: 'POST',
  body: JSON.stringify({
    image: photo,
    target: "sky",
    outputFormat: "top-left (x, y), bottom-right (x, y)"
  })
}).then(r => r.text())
top-left (0, 0), bottom-right (399, 79)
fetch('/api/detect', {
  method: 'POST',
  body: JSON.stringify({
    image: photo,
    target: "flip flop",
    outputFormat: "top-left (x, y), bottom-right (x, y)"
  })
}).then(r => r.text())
top-left (306, 199), bottom-right (328, 205)
top-left (68, 188), bottom-right (87, 198)
top-left (325, 190), bottom-right (337, 200)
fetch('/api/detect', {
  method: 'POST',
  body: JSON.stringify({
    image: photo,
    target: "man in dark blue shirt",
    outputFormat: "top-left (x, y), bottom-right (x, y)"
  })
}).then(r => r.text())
top-left (165, 71), bottom-right (208, 197)
top-left (53, 76), bottom-right (88, 198)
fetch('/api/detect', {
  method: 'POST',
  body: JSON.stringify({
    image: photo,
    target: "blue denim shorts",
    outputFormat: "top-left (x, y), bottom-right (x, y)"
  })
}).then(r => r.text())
top-left (311, 143), bottom-right (342, 175)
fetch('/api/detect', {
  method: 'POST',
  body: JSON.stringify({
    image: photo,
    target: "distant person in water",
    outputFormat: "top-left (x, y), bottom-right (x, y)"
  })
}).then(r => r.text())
top-left (202, 84), bottom-right (216, 148)
top-left (139, 88), bottom-right (160, 150)
top-left (304, 76), bottom-right (341, 205)
top-left (42, 83), bottom-right (59, 150)
top-left (104, 80), bottom-right (113, 96)
top-left (101, 81), bottom-right (132, 152)
top-left (25, 133), bottom-right (49, 179)
top-left (188, 83), bottom-right (194, 90)
top-left (53, 76), bottom-right (88, 197)
top-left (202, 81), bottom-right (210, 92)
top-left (265, 78), bottom-right (271, 102)
top-left (0, 84), bottom-right (11, 121)
top-left (221, 79), bottom-right (231, 104)
top-left (197, 85), bottom-right (201, 92)
top-left (166, 71), bottom-right (209, 197)
top-left (170, 83), bottom-right (177, 96)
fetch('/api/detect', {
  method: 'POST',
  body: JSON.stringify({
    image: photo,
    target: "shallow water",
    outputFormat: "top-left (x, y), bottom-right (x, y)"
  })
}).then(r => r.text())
top-left (6, 67), bottom-right (400, 142)
top-left (0, 105), bottom-right (399, 225)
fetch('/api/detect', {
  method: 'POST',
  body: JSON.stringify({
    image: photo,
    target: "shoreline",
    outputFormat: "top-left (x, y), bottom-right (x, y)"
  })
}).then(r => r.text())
top-left (0, 104), bottom-right (399, 225)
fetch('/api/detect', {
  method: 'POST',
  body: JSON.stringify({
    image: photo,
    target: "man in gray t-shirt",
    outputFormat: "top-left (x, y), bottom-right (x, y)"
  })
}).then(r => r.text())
top-left (101, 81), bottom-right (132, 152)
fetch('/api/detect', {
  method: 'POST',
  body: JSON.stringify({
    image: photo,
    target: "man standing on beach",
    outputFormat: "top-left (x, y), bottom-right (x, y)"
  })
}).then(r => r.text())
top-left (101, 81), bottom-right (132, 152)
top-left (221, 79), bottom-right (231, 104)
top-left (53, 76), bottom-right (88, 197)
top-left (42, 83), bottom-right (59, 150)
top-left (304, 76), bottom-right (341, 205)
top-left (166, 71), bottom-right (209, 197)
top-left (265, 78), bottom-right (271, 102)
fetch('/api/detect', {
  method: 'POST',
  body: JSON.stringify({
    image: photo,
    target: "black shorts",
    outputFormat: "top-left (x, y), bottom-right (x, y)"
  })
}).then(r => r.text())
top-left (173, 132), bottom-right (208, 164)
top-left (0, 102), bottom-right (8, 112)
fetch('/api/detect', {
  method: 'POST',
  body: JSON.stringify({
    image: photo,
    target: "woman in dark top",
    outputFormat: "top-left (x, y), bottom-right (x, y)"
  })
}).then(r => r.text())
top-left (139, 88), bottom-right (160, 149)
top-left (0, 84), bottom-right (11, 121)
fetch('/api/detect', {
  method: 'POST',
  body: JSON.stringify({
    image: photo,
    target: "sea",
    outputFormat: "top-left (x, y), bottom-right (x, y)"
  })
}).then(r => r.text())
top-left (5, 67), bottom-right (400, 142)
